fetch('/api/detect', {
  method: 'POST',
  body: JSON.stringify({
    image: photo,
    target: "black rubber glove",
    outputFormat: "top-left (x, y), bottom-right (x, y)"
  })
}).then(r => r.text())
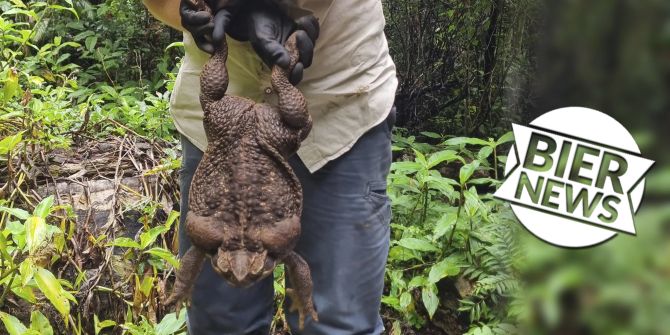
top-left (243, 1), bottom-right (319, 85)
top-left (181, 0), bottom-right (319, 85)
top-left (180, 0), bottom-right (236, 54)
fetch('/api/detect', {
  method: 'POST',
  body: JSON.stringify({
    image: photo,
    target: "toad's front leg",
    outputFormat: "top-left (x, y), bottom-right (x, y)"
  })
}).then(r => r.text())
top-left (283, 251), bottom-right (318, 330)
top-left (165, 246), bottom-right (206, 307)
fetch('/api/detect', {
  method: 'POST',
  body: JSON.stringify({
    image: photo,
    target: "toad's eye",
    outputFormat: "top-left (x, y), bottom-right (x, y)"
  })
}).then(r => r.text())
top-left (260, 215), bottom-right (300, 253)
top-left (246, 242), bottom-right (263, 252)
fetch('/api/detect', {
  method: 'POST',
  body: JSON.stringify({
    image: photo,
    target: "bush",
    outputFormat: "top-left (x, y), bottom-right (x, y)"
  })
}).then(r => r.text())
top-left (383, 130), bottom-right (521, 334)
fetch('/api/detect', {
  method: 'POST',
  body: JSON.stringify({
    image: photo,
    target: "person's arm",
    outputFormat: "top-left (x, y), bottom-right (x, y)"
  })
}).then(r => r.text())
top-left (142, 0), bottom-right (184, 31)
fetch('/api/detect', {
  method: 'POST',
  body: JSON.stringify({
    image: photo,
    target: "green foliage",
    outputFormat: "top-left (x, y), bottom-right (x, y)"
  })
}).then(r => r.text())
top-left (108, 210), bottom-right (180, 269)
top-left (0, 198), bottom-right (72, 333)
top-left (119, 309), bottom-right (186, 335)
top-left (0, 192), bottom-right (184, 334)
top-left (384, 130), bottom-right (521, 332)
top-left (0, 0), bottom-right (179, 146)
top-left (0, 310), bottom-right (55, 335)
top-left (0, 196), bottom-right (72, 317)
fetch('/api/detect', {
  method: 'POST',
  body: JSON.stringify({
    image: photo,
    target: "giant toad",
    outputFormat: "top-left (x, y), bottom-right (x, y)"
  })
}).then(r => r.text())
top-left (166, 0), bottom-right (317, 328)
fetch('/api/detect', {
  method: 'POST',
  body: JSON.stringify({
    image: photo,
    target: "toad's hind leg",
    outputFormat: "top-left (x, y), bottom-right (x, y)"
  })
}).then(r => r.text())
top-left (166, 246), bottom-right (206, 306)
top-left (284, 251), bottom-right (318, 330)
top-left (185, 211), bottom-right (225, 251)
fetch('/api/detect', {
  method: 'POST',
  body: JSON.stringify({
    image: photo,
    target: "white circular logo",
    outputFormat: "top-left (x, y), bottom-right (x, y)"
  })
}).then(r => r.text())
top-left (494, 107), bottom-right (654, 248)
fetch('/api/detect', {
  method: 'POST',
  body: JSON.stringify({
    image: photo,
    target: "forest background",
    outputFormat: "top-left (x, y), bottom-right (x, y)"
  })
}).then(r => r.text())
top-left (0, 0), bottom-right (668, 334)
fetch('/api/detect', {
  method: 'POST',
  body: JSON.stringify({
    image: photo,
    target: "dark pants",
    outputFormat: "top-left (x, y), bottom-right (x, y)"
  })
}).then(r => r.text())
top-left (179, 111), bottom-right (394, 335)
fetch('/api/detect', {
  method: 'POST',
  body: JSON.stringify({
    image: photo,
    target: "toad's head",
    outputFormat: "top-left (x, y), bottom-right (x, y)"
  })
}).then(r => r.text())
top-left (211, 247), bottom-right (276, 287)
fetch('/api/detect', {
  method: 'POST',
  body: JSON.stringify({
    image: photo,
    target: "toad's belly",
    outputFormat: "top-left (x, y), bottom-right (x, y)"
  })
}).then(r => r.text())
top-left (188, 140), bottom-right (301, 229)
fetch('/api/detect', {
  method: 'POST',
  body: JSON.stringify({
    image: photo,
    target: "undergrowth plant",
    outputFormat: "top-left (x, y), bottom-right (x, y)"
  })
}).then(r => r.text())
top-left (0, 0), bottom-right (178, 145)
top-left (0, 194), bottom-right (186, 334)
top-left (384, 130), bottom-right (522, 334)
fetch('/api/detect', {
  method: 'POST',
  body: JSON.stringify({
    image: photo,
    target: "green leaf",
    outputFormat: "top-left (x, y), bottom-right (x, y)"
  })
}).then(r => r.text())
top-left (459, 161), bottom-right (481, 185)
top-left (413, 149), bottom-right (427, 167)
top-left (421, 284), bottom-right (439, 319)
top-left (399, 291), bottom-right (412, 309)
top-left (139, 275), bottom-right (154, 297)
top-left (34, 267), bottom-right (70, 319)
top-left (25, 216), bottom-right (47, 253)
top-left (48, 4), bottom-right (78, 19)
top-left (391, 320), bottom-right (402, 335)
top-left (11, 285), bottom-right (36, 303)
top-left (29, 311), bottom-right (53, 335)
top-left (33, 195), bottom-right (54, 218)
top-left (165, 42), bottom-right (184, 50)
top-left (468, 178), bottom-right (500, 186)
top-left (19, 258), bottom-right (34, 285)
top-left (408, 275), bottom-right (428, 289)
top-left (144, 248), bottom-right (179, 268)
top-left (434, 212), bottom-right (458, 239)
top-left (428, 258), bottom-right (461, 283)
top-left (164, 211), bottom-right (180, 229)
top-left (444, 137), bottom-right (489, 147)
top-left (496, 131), bottom-right (514, 145)
top-left (140, 225), bottom-right (170, 249)
top-left (101, 85), bottom-right (118, 98)
top-left (108, 237), bottom-right (141, 249)
top-left (425, 176), bottom-right (457, 198)
top-left (2, 68), bottom-right (21, 104)
top-left (0, 132), bottom-right (23, 155)
top-left (396, 238), bottom-right (439, 252)
top-left (155, 309), bottom-right (187, 335)
top-left (427, 150), bottom-right (462, 169)
top-left (84, 35), bottom-right (97, 51)
top-left (94, 315), bottom-right (116, 335)
top-left (390, 161), bottom-right (423, 173)
top-left (0, 233), bottom-right (9, 260)
top-left (420, 131), bottom-right (441, 139)
top-left (381, 295), bottom-right (400, 309)
top-left (0, 312), bottom-right (28, 335)
top-left (463, 187), bottom-right (484, 215)
top-left (5, 220), bottom-right (24, 234)
top-left (388, 246), bottom-right (420, 262)
top-left (9, 0), bottom-right (27, 9)
top-left (477, 146), bottom-right (494, 160)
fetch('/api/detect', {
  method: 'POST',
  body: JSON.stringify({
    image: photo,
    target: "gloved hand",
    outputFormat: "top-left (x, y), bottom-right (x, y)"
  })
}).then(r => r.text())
top-left (181, 0), bottom-right (319, 85)
top-left (243, 1), bottom-right (319, 84)
top-left (179, 0), bottom-right (238, 54)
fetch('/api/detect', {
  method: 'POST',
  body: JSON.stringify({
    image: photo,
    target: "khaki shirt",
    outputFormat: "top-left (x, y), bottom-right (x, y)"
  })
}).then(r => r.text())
top-left (170, 0), bottom-right (397, 172)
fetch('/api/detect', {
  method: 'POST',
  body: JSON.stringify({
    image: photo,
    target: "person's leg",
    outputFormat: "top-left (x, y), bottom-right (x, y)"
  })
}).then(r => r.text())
top-left (286, 109), bottom-right (395, 334)
top-left (179, 136), bottom-right (274, 335)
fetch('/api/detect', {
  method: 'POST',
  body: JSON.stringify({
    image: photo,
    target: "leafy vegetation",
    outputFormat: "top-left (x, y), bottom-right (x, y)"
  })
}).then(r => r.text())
top-left (1, 0), bottom-right (187, 334)
top-left (1, 0), bottom-right (668, 334)
top-left (382, 130), bottom-right (520, 334)
top-left (0, 0), bottom-right (179, 146)
top-left (0, 194), bottom-right (187, 334)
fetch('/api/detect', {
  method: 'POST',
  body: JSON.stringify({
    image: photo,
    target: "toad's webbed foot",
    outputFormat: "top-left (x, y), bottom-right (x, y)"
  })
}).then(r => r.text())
top-left (284, 251), bottom-right (318, 330)
top-left (165, 246), bottom-right (206, 307)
